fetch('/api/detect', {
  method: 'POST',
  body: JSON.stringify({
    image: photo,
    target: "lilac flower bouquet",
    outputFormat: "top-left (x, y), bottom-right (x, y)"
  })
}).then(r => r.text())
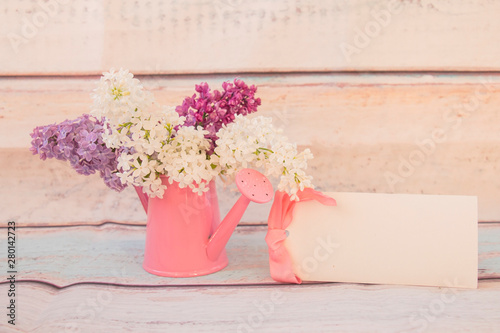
top-left (31, 69), bottom-right (314, 201)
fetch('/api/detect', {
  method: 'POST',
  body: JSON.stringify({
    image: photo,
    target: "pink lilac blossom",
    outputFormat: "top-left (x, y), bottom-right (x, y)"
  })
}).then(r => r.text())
top-left (175, 79), bottom-right (261, 153)
top-left (29, 114), bottom-right (126, 191)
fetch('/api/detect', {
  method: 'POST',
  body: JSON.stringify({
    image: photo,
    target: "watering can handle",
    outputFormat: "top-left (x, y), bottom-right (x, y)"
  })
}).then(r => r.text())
top-left (134, 186), bottom-right (149, 214)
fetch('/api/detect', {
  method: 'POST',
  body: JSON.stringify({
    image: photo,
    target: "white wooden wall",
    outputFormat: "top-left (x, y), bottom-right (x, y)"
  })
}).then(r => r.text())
top-left (2, 0), bottom-right (500, 74)
top-left (1, 0), bottom-right (499, 221)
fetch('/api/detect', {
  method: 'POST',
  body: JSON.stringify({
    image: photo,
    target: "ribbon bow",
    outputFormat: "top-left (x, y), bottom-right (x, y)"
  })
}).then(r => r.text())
top-left (265, 188), bottom-right (336, 283)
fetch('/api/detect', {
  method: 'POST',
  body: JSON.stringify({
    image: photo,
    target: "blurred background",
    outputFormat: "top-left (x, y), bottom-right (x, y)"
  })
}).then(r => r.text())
top-left (1, 0), bottom-right (500, 225)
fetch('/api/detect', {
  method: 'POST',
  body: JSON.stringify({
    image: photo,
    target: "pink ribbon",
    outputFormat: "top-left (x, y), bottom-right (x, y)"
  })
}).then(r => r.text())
top-left (265, 188), bottom-right (337, 284)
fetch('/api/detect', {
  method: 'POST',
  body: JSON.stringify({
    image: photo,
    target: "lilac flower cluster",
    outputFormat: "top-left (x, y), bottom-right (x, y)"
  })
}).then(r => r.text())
top-left (30, 114), bottom-right (126, 191)
top-left (175, 79), bottom-right (261, 152)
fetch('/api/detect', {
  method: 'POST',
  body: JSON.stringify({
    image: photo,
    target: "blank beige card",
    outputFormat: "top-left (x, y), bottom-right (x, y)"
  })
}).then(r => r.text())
top-left (285, 192), bottom-right (478, 288)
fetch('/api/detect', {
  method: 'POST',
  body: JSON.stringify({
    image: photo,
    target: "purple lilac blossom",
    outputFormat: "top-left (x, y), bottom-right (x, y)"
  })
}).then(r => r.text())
top-left (175, 79), bottom-right (261, 153)
top-left (30, 114), bottom-right (126, 191)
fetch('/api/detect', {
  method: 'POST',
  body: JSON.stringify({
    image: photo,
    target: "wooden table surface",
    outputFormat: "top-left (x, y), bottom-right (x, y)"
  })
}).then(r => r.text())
top-left (0, 220), bottom-right (499, 332)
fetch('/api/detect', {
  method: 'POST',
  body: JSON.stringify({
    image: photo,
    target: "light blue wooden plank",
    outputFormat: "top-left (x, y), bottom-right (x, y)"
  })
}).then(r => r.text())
top-left (3, 280), bottom-right (500, 333)
top-left (0, 225), bottom-right (275, 287)
top-left (0, 224), bottom-right (498, 288)
top-left (479, 223), bottom-right (500, 279)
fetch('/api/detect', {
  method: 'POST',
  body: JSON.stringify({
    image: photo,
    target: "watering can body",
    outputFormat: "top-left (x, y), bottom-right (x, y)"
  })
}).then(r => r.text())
top-left (142, 178), bottom-right (229, 277)
top-left (140, 170), bottom-right (273, 277)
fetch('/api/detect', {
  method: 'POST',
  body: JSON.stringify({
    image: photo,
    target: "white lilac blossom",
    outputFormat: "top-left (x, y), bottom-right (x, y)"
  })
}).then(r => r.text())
top-left (159, 126), bottom-right (220, 195)
top-left (89, 69), bottom-right (313, 200)
top-left (114, 121), bottom-right (220, 198)
top-left (91, 68), bottom-right (154, 128)
top-left (214, 115), bottom-right (314, 201)
top-left (91, 69), bottom-right (219, 198)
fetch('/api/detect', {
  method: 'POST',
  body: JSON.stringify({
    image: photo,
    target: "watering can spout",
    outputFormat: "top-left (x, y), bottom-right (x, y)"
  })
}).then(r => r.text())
top-left (206, 169), bottom-right (273, 261)
top-left (206, 195), bottom-right (252, 261)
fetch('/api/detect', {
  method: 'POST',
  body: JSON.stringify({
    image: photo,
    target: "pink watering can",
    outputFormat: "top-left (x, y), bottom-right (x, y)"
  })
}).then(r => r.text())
top-left (135, 169), bottom-right (273, 277)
